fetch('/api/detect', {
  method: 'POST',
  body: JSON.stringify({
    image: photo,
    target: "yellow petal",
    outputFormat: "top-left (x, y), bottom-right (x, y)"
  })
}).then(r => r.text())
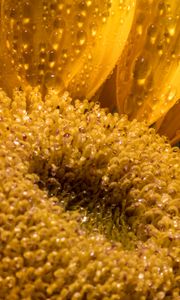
top-left (116, 0), bottom-right (180, 125)
top-left (155, 99), bottom-right (180, 145)
top-left (69, 1), bottom-right (136, 99)
top-left (0, 0), bottom-right (136, 99)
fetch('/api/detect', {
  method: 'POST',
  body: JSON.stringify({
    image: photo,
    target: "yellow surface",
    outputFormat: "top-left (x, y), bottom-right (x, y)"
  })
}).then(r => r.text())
top-left (116, 0), bottom-right (180, 125)
top-left (0, 0), bottom-right (135, 99)
top-left (0, 89), bottom-right (179, 299)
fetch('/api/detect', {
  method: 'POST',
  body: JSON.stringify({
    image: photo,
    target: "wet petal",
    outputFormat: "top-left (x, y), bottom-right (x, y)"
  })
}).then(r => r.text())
top-left (69, 1), bottom-right (136, 99)
top-left (116, 0), bottom-right (180, 125)
top-left (0, 0), bottom-right (135, 99)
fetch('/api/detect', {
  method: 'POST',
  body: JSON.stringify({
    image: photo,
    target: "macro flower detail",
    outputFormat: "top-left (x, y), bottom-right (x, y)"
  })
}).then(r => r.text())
top-left (0, 90), bottom-right (180, 299)
top-left (116, 0), bottom-right (180, 125)
top-left (0, 1), bottom-right (180, 300)
top-left (0, 0), bottom-right (135, 99)
top-left (98, 0), bottom-right (180, 144)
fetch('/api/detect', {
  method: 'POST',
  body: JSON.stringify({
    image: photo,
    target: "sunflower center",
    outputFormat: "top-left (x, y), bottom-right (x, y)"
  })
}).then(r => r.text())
top-left (29, 154), bottom-right (140, 249)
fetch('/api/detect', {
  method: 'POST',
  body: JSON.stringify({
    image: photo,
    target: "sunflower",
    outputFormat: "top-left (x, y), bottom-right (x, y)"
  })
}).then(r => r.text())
top-left (0, 1), bottom-right (180, 300)
top-left (0, 0), bottom-right (179, 143)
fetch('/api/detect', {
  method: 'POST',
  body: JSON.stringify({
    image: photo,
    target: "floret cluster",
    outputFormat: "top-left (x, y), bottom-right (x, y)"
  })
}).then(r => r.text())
top-left (0, 88), bottom-right (179, 300)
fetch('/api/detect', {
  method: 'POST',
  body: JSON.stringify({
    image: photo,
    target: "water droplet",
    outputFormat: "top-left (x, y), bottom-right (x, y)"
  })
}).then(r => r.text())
top-left (133, 55), bottom-right (151, 86)
top-left (77, 30), bottom-right (86, 46)
top-left (91, 24), bottom-right (97, 37)
top-left (158, 2), bottom-right (165, 16)
top-left (157, 44), bottom-right (163, 57)
top-left (66, 5), bottom-right (71, 15)
top-left (62, 49), bottom-right (68, 60)
top-left (166, 17), bottom-right (176, 37)
top-left (136, 13), bottom-right (145, 36)
top-left (76, 14), bottom-right (84, 29)
top-left (78, 2), bottom-right (87, 17)
top-left (49, 50), bottom-right (56, 62)
top-left (147, 24), bottom-right (158, 44)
